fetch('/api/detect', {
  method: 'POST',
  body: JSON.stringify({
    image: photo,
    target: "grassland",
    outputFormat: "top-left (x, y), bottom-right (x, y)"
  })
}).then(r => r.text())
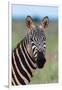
top-left (12, 20), bottom-right (58, 84)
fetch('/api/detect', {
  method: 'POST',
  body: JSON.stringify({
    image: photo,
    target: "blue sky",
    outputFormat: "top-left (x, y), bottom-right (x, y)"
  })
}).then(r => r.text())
top-left (12, 5), bottom-right (58, 20)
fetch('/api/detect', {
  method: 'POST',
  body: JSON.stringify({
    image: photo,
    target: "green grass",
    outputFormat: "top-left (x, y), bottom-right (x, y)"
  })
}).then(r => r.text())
top-left (30, 61), bottom-right (58, 84)
top-left (12, 20), bottom-right (58, 84)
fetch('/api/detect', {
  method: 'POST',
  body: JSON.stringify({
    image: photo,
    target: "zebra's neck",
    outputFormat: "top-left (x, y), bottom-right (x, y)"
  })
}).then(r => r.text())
top-left (12, 38), bottom-right (37, 85)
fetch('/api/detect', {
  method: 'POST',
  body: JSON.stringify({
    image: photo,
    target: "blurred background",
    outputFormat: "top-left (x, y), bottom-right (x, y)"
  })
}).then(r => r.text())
top-left (12, 5), bottom-right (58, 84)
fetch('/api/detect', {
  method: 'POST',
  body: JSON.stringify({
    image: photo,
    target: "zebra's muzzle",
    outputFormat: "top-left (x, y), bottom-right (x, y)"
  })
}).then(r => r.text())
top-left (37, 51), bottom-right (46, 68)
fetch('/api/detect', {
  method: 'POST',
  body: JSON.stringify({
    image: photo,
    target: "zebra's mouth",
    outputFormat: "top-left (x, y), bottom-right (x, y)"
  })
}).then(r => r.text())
top-left (36, 51), bottom-right (46, 68)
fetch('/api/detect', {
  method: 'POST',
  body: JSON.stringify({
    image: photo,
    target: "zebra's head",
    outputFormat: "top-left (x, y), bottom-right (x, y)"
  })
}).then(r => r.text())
top-left (26, 16), bottom-right (49, 68)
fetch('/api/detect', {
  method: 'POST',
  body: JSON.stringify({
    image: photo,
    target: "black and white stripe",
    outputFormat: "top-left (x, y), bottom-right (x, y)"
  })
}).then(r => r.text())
top-left (31, 41), bottom-right (38, 61)
top-left (12, 38), bottom-right (37, 85)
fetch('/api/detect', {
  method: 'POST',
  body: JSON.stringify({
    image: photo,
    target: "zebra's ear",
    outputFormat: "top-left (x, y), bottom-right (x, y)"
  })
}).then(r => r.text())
top-left (40, 16), bottom-right (49, 29)
top-left (26, 16), bottom-right (35, 29)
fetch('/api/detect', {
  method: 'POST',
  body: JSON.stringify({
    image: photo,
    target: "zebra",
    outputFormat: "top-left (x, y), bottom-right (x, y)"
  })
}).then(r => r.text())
top-left (12, 16), bottom-right (49, 85)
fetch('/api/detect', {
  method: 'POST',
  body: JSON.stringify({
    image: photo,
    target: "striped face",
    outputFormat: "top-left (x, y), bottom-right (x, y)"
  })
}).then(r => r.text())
top-left (26, 27), bottom-right (46, 68)
top-left (31, 27), bottom-right (46, 53)
top-left (26, 16), bottom-right (49, 53)
top-left (26, 16), bottom-right (49, 68)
